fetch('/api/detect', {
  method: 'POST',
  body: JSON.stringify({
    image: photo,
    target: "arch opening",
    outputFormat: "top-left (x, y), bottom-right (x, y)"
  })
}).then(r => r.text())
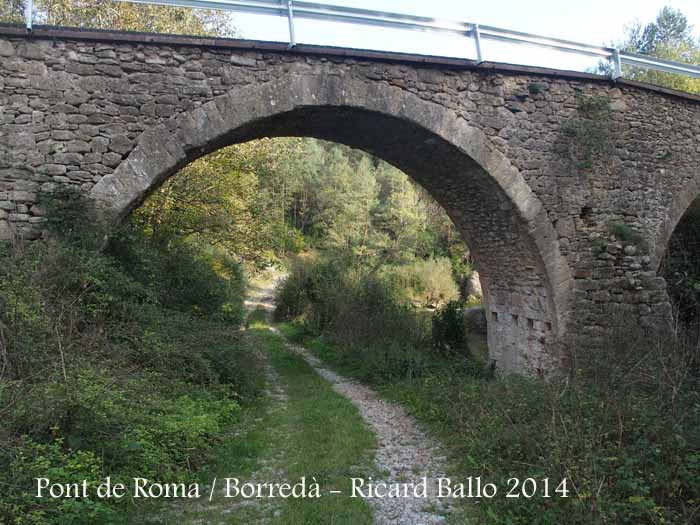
top-left (659, 196), bottom-right (700, 338)
top-left (91, 76), bottom-right (572, 376)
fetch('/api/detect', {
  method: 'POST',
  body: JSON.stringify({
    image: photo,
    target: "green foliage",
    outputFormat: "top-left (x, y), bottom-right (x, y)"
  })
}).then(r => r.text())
top-left (1, 0), bottom-right (236, 37)
top-left (108, 229), bottom-right (245, 324)
top-left (630, 6), bottom-right (696, 55)
top-left (4, 434), bottom-right (116, 524)
top-left (527, 82), bottom-right (543, 95)
top-left (309, 332), bottom-right (450, 384)
top-left (0, 205), bottom-right (260, 523)
top-left (139, 138), bottom-right (469, 272)
top-left (591, 235), bottom-right (609, 253)
top-left (298, 314), bottom-right (700, 524)
top-left (276, 254), bottom-right (486, 385)
top-left (279, 227), bottom-right (306, 254)
top-left (132, 141), bottom-right (290, 269)
top-left (383, 256), bottom-right (460, 307)
top-left (561, 93), bottom-right (612, 170)
top-left (431, 300), bottom-right (469, 356)
top-left (273, 255), bottom-right (342, 326)
top-left (39, 188), bottom-right (107, 250)
top-left (608, 221), bottom-right (633, 241)
top-left (604, 6), bottom-right (700, 94)
top-left (276, 255), bottom-right (432, 351)
top-left (312, 148), bottom-right (379, 258)
top-left (607, 221), bottom-right (646, 249)
top-left (276, 231), bottom-right (700, 524)
top-left (0, 0), bottom-right (23, 24)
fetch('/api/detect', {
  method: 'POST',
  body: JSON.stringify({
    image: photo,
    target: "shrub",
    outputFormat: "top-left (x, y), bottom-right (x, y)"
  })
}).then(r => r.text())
top-left (277, 254), bottom-right (485, 382)
top-left (561, 93), bottom-right (612, 170)
top-left (0, 213), bottom-right (258, 523)
top-left (312, 313), bottom-right (700, 524)
top-left (282, 256), bottom-right (700, 523)
top-left (276, 255), bottom-right (431, 348)
top-left (279, 226), bottom-right (306, 254)
top-left (107, 229), bottom-right (245, 324)
top-left (432, 300), bottom-right (469, 356)
top-left (39, 188), bottom-right (107, 250)
top-left (2, 435), bottom-right (116, 525)
top-left (274, 255), bottom-right (345, 329)
top-left (608, 221), bottom-right (647, 249)
top-left (383, 256), bottom-right (459, 306)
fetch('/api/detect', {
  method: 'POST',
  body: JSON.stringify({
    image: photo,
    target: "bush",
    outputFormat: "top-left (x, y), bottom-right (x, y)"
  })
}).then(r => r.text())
top-left (276, 255), bottom-right (487, 383)
top-left (274, 254), bottom-right (341, 325)
top-left (39, 187), bottom-right (107, 250)
top-left (279, 255), bottom-right (699, 523)
top-left (2, 435), bottom-right (116, 525)
top-left (383, 256), bottom-right (459, 306)
top-left (608, 221), bottom-right (646, 248)
top-left (276, 255), bottom-right (431, 350)
top-left (432, 300), bottom-right (469, 356)
top-left (108, 229), bottom-right (245, 324)
top-left (0, 221), bottom-right (259, 523)
top-left (307, 313), bottom-right (700, 524)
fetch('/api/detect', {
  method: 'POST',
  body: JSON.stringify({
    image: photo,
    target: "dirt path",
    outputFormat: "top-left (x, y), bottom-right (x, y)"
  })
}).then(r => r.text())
top-left (255, 277), bottom-right (456, 524)
top-left (243, 270), bottom-right (285, 316)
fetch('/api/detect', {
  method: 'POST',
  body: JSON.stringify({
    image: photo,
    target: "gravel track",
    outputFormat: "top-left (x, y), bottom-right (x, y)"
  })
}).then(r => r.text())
top-left (252, 276), bottom-right (456, 524)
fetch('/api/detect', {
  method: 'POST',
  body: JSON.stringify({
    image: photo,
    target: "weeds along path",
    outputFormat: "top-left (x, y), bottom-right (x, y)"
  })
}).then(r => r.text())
top-left (158, 325), bottom-right (291, 523)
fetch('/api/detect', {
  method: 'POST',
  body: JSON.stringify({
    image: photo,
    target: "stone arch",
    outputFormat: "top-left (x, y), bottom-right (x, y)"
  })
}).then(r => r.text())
top-left (653, 176), bottom-right (700, 272)
top-left (90, 74), bottom-right (572, 376)
top-left (651, 176), bottom-right (700, 333)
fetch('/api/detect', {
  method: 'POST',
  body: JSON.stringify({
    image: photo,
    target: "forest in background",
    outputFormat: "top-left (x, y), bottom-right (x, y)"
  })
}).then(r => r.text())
top-left (137, 138), bottom-right (473, 304)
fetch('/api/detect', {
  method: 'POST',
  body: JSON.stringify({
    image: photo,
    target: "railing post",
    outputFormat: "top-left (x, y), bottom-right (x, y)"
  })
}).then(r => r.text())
top-left (612, 48), bottom-right (622, 80)
top-left (286, 0), bottom-right (296, 48)
top-left (25, 0), bottom-right (33, 32)
top-left (473, 24), bottom-right (483, 64)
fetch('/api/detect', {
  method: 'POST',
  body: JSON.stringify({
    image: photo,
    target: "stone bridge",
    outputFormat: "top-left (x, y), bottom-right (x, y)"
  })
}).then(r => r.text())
top-left (2, 27), bottom-right (699, 376)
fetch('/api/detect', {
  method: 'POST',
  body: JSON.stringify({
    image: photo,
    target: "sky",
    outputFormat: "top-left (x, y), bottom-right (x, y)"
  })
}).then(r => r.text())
top-left (228, 0), bottom-right (700, 73)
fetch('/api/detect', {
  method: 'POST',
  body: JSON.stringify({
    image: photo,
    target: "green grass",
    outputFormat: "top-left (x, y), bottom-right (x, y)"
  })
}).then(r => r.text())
top-left (265, 327), bottom-right (375, 524)
top-left (278, 322), bottom-right (484, 523)
top-left (278, 321), bottom-right (700, 524)
top-left (153, 310), bottom-right (376, 524)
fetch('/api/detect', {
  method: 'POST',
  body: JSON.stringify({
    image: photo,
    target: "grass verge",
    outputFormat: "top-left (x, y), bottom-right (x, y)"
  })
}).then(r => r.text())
top-left (154, 310), bottom-right (377, 524)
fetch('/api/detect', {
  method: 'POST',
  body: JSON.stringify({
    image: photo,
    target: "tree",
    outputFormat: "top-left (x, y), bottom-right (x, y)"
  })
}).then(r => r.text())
top-left (0, 0), bottom-right (24, 25)
top-left (606, 6), bottom-right (700, 94)
top-left (372, 164), bottom-right (431, 265)
top-left (625, 6), bottom-right (695, 55)
top-left (1, 0), bottom-right (236, 38)
top-left (133, 140), bottom-right (304, 268)
top-left (132, 135), bottom-right (471, 275)
top-left (313, 147), bottom-right (380, 260)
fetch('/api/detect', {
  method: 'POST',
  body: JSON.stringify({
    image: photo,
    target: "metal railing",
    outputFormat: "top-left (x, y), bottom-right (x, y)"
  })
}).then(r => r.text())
top-left (22, 0), bottom-right (700, 81)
